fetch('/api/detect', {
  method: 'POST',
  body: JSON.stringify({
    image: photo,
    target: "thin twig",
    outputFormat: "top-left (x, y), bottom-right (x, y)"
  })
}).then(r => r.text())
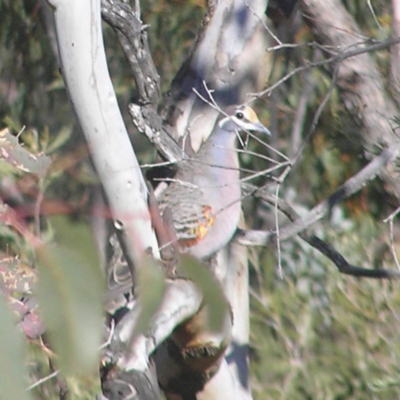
top-left (252, 36), bottom-right (400, 98)
top-left (367, 0), bottom-right (383, 31)
top-left (34, 178), bottom-right (45, 237)
top-left (243, 0), bottom-right (282, 45)
top-left (245, 130), bottom-right (289, 161)
top-left (26, 370), bottom-right (60, 391)
top-left (275, 183), bottom-right (283, 279)
top-left (99, 319), bottom-right (116, 350)
top-left (287, 64), bottom-right (340, 170)
top-left (383, 207), bottom-right (400, 271)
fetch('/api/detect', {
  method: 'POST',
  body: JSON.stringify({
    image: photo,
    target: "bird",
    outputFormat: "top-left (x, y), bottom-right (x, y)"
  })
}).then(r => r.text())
top-left (105, 104), bottom-right (270, 310)
top-left (156, 104), bottom-right (271, 260)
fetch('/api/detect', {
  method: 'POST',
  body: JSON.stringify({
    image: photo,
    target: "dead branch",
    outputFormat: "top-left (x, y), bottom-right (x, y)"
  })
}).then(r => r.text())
top-left (128, 104), bottom-right (184, 164)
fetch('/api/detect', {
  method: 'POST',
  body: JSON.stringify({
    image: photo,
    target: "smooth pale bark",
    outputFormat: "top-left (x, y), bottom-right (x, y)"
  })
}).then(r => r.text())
top-left (197, 360), bottom-right (247, 400)
top-left (47, 0), bottom-right (159, 269)
top-left (165, 0), bottom-right (272, 150)
top-left (114, 279), bottom-right (203, 372)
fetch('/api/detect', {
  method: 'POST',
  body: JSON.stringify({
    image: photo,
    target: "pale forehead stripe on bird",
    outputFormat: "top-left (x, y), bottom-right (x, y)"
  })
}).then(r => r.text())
top-left (240, 105), bottom-right (260, 123)
top-left (218, 105), bottom-right (271, 136)
top-left (220, 105), bottom-right (264, 125)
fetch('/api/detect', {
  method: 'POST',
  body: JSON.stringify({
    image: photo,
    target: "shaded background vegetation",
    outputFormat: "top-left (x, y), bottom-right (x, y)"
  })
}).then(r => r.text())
top-left (0, 0), bottom-right (400, 399)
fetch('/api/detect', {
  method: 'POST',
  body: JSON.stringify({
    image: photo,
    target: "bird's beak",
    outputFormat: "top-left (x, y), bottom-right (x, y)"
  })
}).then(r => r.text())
top-left (254, 122), bottom-right (271, 136)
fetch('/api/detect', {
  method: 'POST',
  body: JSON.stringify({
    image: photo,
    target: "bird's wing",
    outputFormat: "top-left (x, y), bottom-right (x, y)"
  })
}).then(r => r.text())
top-left (158, 183), bottom-right (216, 249)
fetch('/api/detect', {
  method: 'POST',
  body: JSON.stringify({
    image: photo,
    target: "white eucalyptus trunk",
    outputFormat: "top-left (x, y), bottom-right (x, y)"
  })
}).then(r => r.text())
top-left (47, 0), bottom-right (159, 268)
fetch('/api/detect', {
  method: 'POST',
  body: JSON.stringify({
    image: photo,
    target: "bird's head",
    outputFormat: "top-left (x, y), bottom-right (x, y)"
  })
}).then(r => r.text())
top-left (218, 105), bottom-right (271, 136)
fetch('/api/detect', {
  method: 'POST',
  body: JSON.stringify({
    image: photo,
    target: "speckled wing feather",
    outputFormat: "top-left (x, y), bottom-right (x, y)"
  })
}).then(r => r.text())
top-left (158, 181), bottom-right (216, 249)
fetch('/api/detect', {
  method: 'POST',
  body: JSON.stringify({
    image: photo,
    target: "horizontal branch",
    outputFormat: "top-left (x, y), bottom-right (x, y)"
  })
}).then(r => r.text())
top-left (303, 234), bottom-right (400, 279)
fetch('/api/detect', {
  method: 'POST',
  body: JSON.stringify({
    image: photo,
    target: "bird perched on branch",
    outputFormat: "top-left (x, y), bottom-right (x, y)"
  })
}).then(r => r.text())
top-left (105, 105), bottom-right (270, 310)
top-left (157, 104), bottom-right (270, 260)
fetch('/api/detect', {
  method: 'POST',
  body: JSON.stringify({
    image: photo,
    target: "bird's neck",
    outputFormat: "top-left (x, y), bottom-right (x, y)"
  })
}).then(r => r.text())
top-left (199, 130), bottom-right (239, 183)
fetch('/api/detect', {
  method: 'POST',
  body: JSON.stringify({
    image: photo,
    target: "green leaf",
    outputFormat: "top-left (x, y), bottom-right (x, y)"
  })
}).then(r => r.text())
top-left (0, 295), bottom-right (33, 400)
top-left (46, 125), bottom-right (73, 155)
top-left (0, 128), bottom-right (51, 177)
top-left (179, 255), bottom-right (229, 333)
top-left (132, 256), bottom-right (166, 336)
top-left (36, 216), bottom-right (104, 375)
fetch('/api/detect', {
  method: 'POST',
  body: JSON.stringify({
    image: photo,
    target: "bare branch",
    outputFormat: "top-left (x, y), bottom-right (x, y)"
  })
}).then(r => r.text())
top-left (101, 0), bottom-right (160, 106)
top-left (49, 0), bottom-right (160, 277)
top-left (26, 370), bottom-right (60, 392)
top-left (303, 234), bottom-right (400, 279)
top-left (107, 279), bottom-right (202, 371)
top-left (128, 104), bottom-right (184, 163)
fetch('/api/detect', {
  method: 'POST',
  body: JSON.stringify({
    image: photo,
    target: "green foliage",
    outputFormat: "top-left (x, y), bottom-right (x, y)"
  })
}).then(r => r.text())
top-left (141, 0), bottom-right (205, 93)
top-left (132, 255), bottom-right (166, 336)
top-left (250, 215), bottom-right (400, 400)
top-left (0, 0), bottom-right (71, 131)
top-left (0, 127), bottom-right (51, 176)
top-left (245, 3), bottom-right (400, 398)
top-left (0, 294), bottom-right (34, 400)
top-left (180, 255), bottom-right (230, 333)
top-left (36, 216), bottom-right (104, 375)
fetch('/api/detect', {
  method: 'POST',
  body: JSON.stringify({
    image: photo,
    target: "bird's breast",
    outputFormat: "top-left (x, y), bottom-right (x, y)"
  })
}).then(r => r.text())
top-left (182, 161), bottom-right (241, 259)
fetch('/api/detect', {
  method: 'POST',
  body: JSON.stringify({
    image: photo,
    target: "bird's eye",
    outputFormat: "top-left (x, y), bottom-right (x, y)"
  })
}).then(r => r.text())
top-left (236, 112), bottom-right (244, 120)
